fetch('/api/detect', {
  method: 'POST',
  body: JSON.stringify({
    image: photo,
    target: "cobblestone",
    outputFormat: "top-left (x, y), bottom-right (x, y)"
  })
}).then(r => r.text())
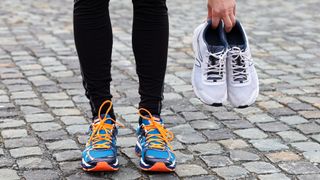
top-left (0, 169), bottom-right (19, 180)
top-left (213, 166), bottom-right (249, 179)
top-left (0, 0), bottom-right (320, 179)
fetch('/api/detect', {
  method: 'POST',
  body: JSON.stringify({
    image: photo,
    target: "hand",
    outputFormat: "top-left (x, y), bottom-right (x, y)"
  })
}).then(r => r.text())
top-left (207, 0), bottom-right (236, 32)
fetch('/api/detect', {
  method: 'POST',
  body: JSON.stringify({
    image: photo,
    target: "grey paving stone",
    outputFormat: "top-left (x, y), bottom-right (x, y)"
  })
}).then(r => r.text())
top-left (246, 114), bottom-right (276, 123)
top-left (45, 139), bottom-right (79, 151)
top-left (23, 170), bottom-right (59, 180)
top-left (181, 111), bottom-right (208, 121)
top-left (250, 139), bottom-right (289, 151)
top-left (279, 116), bottom-right (309, 125)
top-left (11, 91), bottom-right (37, 99)
top-left (279, 162), bottom-right (320, 174)
top-left (277, 131), bottom-right (307, 142)
top-left (298, 174), bottom-right (320, 180)
top-left (9, 147), bottom-right (42, 158)
top-left (25, 113), bottom-right (54, 123)
top-left (4, 137), bottom-right (38, 149)
top-left (311, 134), bottom-right (320, 143)
top-left (149, 174), bottom-right (179, 180)
top-left (36, 130), bottom-right (68, 141)
top-left (66, 124), bottom-right (88, 135)
top-left (213, 166), bottom-right (249, 179)
top-left (1, 128), bottom-right (28, 139)
top-left (20, 106), bottom-right (45, 114)
top-left (222, 120), bottom-right (253, 129)
top-left (111, 167), bottom-right (141, 180)
top-left (296, 122), bottom-right (320, 134)
top-left (0, 119), bottom-right (25, 129)
top-left (170, 124), bottom-right (207, 144)
top-left (175, 151), bottom-right (194, 163)
top-left (117, 137), bottom-right (136, 147)
top-left (0, 169), bottom-right (20, 180)
top-left (52, 108), bottom-right (81, 116)
top-left (287, 103), bottom-right (316, 111)
top-left (303, 151), bottom-right (320, 163)
top-left (60, 116), bottom-right (87, 125)
top-left (14, 99), bottom-right (42, 106)
top-left (258, 173), bottom-right (290, 180)
top-left (59, 161), bottom-right (82, 175)
top-left (202, 129), bottom-right (234, 140)
top-left (291, 142), bottom-right (320, 152)
top-left (175, 164), bottom-right (208, 177)
top-left (200, 155), bottom-right (233, 167)
top-left (53, 150), bottom-right (81, 162)
top-left (234, 128), bottom-right (268, 139)
top-left (31, 122), bottom-right (62, 132)
top-left (188, 142), bottom-right (223, 155)
top-left (218, 139), bottom-right (249, 149)
top-left (212, 112), bottom-right (240, 120)
top-left (268, 108), bottom-right (296, 116)
top-left (230, 150), bottom-right (260, 161)
top-left (190, 120), bottom-right (219, 130)
top-left (17, 157), bottom-right (53, 169)
top-left (243, 161), bottom-right (280, 174)
top-left (256, 122), bottom-right (290, 132)
top-left (46, 100), bottom-right (75, 108)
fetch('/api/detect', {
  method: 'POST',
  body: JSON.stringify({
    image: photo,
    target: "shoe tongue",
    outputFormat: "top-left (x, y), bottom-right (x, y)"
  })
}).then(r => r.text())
top-left (141, 115), bottom-right (163, 125)
top-left (207, 45), bottom-right (225, 82)
top-left (230, 45), bottom-right (247, 83)
top-left (92, 114), bottom-right (114, 135)
top-left (208, 45), bottom-right (225, 53)
top-left (231, 44), bottom-right (246, 51)
top-left (93, 114), bottom-right (114, 125)
top-left (141, 115), bottom-right (163, 135)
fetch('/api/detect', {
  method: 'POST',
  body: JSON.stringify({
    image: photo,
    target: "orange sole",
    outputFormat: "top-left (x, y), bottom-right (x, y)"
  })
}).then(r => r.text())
top-left (141, 162), bottom-right (175, 172)
top-left (82, 162), bottom-right (118, 172)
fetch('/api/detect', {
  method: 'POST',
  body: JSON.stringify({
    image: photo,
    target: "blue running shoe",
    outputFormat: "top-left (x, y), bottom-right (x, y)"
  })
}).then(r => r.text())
top-left (135, 108), bottom-right (176, 172)
top-left (81, 100), bottom-right (123, 171)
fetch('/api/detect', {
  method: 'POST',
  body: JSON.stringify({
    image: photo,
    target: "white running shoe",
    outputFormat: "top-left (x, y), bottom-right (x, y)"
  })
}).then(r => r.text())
top-left (192, 21), bottom-right (228, 106)
top-left (226, 20), bottom-right (259, 107)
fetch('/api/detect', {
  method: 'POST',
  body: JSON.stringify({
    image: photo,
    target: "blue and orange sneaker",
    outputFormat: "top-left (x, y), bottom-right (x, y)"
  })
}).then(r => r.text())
top-left (135, 108), bottom-right (176, 172)
top-left (81, 100), bottom-right (124, 171)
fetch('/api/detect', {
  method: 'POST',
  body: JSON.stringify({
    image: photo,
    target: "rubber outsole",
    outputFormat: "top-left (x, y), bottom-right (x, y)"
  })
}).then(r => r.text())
top-left (82, 162), bottom-right (118, 172)
top-left (135, 145), bottom-right (175, 172)
top-left (140, 162), bottom-right (175, 172)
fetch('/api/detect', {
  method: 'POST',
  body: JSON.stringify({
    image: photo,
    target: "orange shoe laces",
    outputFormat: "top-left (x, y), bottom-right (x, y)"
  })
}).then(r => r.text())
top-left (87, 100), bottom-right (124, 149)
top-left (138, 108), bottom-right (174, 150)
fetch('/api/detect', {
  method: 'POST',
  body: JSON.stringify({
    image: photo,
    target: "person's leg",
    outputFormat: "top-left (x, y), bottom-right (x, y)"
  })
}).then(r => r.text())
top-left (132, 0), bottom-right (169, 116)
top-left (73, 0), bottom-right (114, 119)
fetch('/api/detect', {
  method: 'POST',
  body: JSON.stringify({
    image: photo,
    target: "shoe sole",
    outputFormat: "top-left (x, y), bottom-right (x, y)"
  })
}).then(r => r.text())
top-left (82, 162), bottom-right (119, 172)
top-left (135, 144), bottom-right (175, 172)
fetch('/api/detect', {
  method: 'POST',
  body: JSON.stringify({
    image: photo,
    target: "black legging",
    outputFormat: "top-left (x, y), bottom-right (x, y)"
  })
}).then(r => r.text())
top-left (73, 0), bottom-right (169, 119)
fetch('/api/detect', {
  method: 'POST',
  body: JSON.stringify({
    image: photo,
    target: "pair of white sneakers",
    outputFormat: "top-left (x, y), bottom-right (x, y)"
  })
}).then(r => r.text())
top-left (192, 20), bottom-right (259, 108)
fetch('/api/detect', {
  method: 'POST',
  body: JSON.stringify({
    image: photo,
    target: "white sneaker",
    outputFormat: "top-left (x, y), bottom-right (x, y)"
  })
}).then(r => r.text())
top-left (226, 20), bottom-right (259, 107)
top-left (192, 21), bottom-right (228, 106)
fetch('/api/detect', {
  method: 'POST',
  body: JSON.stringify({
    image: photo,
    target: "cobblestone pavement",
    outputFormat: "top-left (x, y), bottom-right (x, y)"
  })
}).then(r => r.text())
top-left (0, 0), bottom-right (320, 179)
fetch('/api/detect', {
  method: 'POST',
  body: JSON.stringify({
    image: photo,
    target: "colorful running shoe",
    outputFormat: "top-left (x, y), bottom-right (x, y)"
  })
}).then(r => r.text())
top-left (135, 108), bottom-right (176, 172)
top-left (81, 100), bottom-right (124, 171)
top-left (226, 20), bottom-right (259, 108)
top-left (192, 20), bottom-right (229, 106)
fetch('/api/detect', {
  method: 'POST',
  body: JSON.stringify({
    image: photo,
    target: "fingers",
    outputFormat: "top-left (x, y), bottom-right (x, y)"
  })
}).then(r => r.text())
top-left (207, 4), bottom-right (212, 19)
top-left (223, 15), bottom-right (233, 33)
top-left (211, 16), bottom-right (220, 29)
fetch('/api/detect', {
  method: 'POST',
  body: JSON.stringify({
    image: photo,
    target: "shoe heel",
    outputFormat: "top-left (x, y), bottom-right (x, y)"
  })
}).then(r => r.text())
top-left (135, 144), bottom-right (142, 157)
